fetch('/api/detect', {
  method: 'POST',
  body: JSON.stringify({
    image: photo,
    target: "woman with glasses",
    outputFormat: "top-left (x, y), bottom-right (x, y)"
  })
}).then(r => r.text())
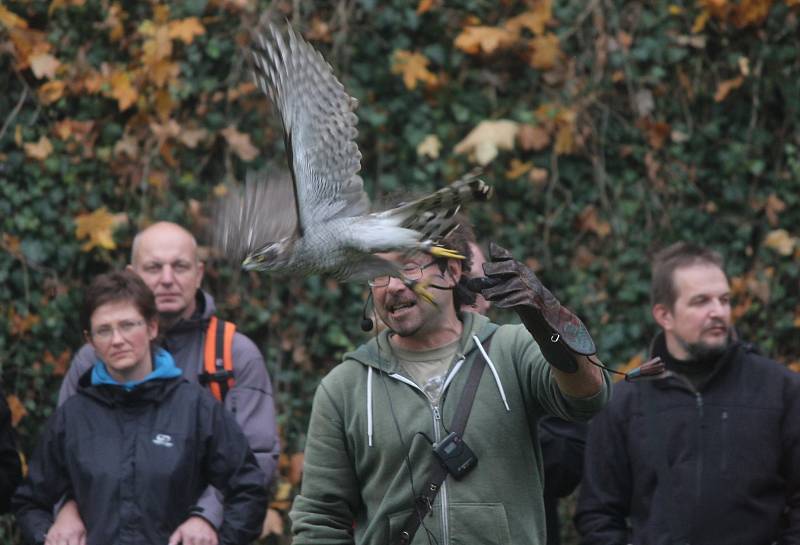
top-left (13, 270), bottom-right (267, 545)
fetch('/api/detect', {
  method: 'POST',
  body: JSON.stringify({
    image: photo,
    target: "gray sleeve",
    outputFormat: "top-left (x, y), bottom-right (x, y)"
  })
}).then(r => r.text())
top-left (195, 332), bottom-right (279, 528)
top-left (57, 345), bottom-right (96, 406)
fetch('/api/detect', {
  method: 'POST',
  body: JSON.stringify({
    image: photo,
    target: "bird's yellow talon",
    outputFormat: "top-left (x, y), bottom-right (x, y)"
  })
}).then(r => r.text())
top-left (429, 246), bottom-right (465, 260)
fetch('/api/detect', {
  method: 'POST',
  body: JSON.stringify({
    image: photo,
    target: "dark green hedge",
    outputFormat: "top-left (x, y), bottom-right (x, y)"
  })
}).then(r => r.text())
top-left (1, 0), bottom-right (798, 542)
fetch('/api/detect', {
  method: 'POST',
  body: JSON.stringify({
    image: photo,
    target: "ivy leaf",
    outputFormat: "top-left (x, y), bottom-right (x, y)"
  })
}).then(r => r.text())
top-left (168, 17), bottom-right (205, 44)
top-left (221, 126), bottom-right (259, 161)
top-left (454, 120), bottom-right (519, 165)
top-left (23, 136), bottom-right (53, 161)
top-left (74, 207), bottom-right (128, 251)
top-left (390, 50), bottom-right (438, 90)
top-left (29, 52), bottom-right (60, 79)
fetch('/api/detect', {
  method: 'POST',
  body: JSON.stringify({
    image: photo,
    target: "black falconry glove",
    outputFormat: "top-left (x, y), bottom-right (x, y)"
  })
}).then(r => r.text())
top-left (467, 242), bottom-right (596, 373)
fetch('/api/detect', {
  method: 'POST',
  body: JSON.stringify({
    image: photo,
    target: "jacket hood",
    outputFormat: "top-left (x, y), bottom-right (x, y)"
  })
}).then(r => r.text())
top-left (168, 289), bottom-right (216, 335)
top-left (345, 311), bottom-right (497, 372)
top-left (91, 348), bottom-right (183, 391)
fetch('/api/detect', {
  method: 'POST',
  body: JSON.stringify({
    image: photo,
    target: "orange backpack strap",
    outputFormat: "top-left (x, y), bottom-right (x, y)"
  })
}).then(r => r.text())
top-left (200, 316), bottom-right (236, 402)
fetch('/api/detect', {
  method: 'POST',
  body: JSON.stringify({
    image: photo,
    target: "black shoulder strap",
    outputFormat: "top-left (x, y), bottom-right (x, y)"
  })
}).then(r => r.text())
top-left (394, 332), bottom-right (495, 545)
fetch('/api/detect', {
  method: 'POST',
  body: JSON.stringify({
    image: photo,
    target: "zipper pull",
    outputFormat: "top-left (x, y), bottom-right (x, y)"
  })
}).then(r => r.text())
top-left (433, 405), bottom-right (441, 422)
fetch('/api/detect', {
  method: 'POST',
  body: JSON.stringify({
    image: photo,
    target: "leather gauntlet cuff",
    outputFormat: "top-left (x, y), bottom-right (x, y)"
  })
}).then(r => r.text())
top-left (517, 306), bottom-right (596, 374)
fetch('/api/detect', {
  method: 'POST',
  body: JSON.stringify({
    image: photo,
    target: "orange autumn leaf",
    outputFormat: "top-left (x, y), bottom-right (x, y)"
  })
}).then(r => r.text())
top-left (390, 50), bottom-right (438, 90)
top-left (5, 395), bottom-right (27, 427)
top-left (105, 3), bottom-right (126, 41)
top-left (109, 71), bottom-right (138, 111)
top-left (74, 207), bottom-right (128, 251)
top-left (416, 0), bottom-right (436, 14)
top-left (168, 17), bottom-right (205, 44)
top-left (577, 205), bottom-right (612, 238)
top-left (0, 5), bottom-right (28, 29)
top-left (29, 52), bottom-right (60, 79)
top-left (505, 159), bottom-right (532, 179)
top-left (38, 80), bottom-right (65, 104)
top-left (24, 136), bottom-right (53, 161)
top-left (714, 75), bottom-right (744, 102)
top-left (454, 26), bottom-right (517, 55)
top-left (44, 349), bottom-right (72, 377)
top-left (529, 32), bottom-right (561, 70)
top-left (221, 126), bottom-right (259, 161)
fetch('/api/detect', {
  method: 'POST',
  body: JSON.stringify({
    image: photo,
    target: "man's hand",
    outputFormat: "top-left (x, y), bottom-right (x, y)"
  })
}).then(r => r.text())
top-left (470, 242), bottom-right (597, 372)
top-left (45, 499), bottom-right (86, 545)
top-left (168, 516), bottom-right (218, 545)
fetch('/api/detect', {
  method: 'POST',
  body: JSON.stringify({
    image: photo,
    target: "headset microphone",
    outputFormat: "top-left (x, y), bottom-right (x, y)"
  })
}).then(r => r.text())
top-left (361, 292), bottom-right (374, 332)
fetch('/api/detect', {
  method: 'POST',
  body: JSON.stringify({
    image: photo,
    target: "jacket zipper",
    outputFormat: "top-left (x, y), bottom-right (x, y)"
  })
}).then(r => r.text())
top-left (432, 405), bottom-right (449, 544)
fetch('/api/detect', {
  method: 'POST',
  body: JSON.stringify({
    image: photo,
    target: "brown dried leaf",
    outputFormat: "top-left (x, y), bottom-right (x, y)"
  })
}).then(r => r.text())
top-left (504, 3), bottom-right (553, 36)
top-left (0, 5), bottom-right (28, 29)
top-left (29, 52), bottom-right (60, 79)
top-left (529, 32), bottom-right (561, 71)
top-left (416, 134), bottom-right (441, 159)
top-left (577, 205), bottom-right (611, 238)
top-left (453, 120), bottom-right (519, 165)
top-left (714, 76), bottom-right (744, 102)
top-left (74, 207), bottom-right (128, 251)
top-left (763, 229), bottom-right (796, 256)
top-left (39, 80), bottom-right (65, 104)
top-left (168, 17), bottom-right (205, 44)
top-left (390, 50), bottom-right (438, 91)
top-left (44, 350), bottom-right (72, 377)
top-left (109, 71), bottom-right (138, 111)
top-left (5, 395), bottom-right (26, 427)
top-left (221, 126), bottom-right (259, 161)
top-left (454, 26), bottom-right (517, 55)
top-left (24, 136), bottom-right (53, 161)
top-left (528, 167), bottom-right (549, 186)
top-left (517, 124), bottom-right (551, 151)
top-left (764, 193), bottom-right (785, 226)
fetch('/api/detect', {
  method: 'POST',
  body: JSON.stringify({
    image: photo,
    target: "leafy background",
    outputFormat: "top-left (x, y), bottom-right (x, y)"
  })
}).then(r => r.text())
top-left (1, 0), bottom-right (799, 542)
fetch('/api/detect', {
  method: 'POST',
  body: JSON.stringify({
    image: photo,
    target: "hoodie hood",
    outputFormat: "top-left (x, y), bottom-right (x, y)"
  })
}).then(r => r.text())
top-left (343, 312), bottom-right (506, 448)
top-left (91, 348), bottom-right (183, 391)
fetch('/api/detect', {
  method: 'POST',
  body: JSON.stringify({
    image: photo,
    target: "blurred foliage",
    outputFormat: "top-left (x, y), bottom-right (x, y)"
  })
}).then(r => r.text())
top-left (1, 0), bottom-right (799, 542)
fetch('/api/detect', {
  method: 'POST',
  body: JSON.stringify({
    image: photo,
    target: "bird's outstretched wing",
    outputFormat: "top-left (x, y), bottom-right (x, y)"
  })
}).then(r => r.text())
top-left (213, 170), bottom-right (298, 263)
top-left (251, 23), bottom-right (369, 236)
top-left (374, 172), bottom-right (494, 243)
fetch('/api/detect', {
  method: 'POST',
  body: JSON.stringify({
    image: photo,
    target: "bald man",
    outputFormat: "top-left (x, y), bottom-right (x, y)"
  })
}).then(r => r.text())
top-left (54, 222), bottom-right (278, 545)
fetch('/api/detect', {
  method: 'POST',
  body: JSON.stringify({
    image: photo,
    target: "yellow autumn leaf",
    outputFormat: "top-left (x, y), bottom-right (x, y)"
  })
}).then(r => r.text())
top-left (763, 229), bottom-right (796, 256)
top-left (529, 32), bottom-right (561, 71)
top-left (416, 134), bottom-right (442, 159)
top-left (29, 52), bottom-right (60, 79)
top-left (692, 9), bottom-right (711, 33)
top-left (5, 394), bottom-right (27, 427)
top-left (505, 3), bottom-right (553, 36)
top-left (454, 26), bottom-right (517, 55)
top-left (505, 159), bottom-right (532, 179)
top-left (168, 17), bottom-right (205, 44)
top-left (221, 126), bottom-right (259, 161)
top-left (669, 5), bottom-right (685, 14)
top-left (109, 71), bottom-right (138, 111)
top-left (74, 207), bottom-right (128, 251)
top-left (454, 120), bottom-right (519, 166)
top-left (390, 50), bottom-right (438, 90)
top-left (38, 80), bottom-right (65, 104)
top-left (0, 5), bottom-right (28, 29)
top-left (553, 107), bottom-right (578, 155)
top-left (24, 136), bottom-right (53, 161)
top-left (714, 75), bottom-right (744, 102)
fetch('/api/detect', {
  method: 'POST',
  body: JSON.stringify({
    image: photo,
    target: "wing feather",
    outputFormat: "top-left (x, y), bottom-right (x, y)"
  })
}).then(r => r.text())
top-left (251, 24), bottom-right (369, 232)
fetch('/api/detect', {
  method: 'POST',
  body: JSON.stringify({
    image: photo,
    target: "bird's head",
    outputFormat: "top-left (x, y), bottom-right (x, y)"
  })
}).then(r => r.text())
top-left (242, 238), bottom-right (292, 272)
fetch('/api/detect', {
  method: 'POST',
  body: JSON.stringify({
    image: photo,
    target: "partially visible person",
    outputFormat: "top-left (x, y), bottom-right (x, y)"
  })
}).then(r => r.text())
top-left (290, 218), bottom-right (610, 545)
top-left (575, 242), bottom-right (800, 545)
top-left (13, 271), bottom-right (267, 545)
top-left (54, 222), bottom-right (278, 544)
top-left (0, 383), bottom-right (23, 514)
top-left (462, 236), bottom-right (587, 545)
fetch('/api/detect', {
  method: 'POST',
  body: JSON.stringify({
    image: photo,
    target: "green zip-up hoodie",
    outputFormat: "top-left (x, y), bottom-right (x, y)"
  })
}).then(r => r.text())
top-left (290, 313), bottom-right (610, 545)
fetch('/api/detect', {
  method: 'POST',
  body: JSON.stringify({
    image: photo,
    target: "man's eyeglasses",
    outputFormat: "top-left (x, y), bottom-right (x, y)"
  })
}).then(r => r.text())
top-left (368, 261), bottom-right (440, 288)
top-left (90, 320), bottom-right (146, 342)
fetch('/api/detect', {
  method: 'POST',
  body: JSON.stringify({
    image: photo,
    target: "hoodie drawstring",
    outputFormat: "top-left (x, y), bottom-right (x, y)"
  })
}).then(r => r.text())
top-left (473, 334), bottom-right (510, 412)
top-left (367, 366), bottom-right (374, 447)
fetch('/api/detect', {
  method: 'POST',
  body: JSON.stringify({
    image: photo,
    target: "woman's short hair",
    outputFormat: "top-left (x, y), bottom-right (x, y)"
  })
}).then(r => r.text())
top-left (81, 270), bottom-right (158, 332)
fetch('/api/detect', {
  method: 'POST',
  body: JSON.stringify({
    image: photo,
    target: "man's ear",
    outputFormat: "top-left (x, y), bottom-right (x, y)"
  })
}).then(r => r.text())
top-left (195, 260), bottom-right (205, 288)
top-left (652, 303), bottom-right (673, 331)
top-left (446, 258), bottom-right (463, 286)
top-left (126, 263), bottom-right (135, 273)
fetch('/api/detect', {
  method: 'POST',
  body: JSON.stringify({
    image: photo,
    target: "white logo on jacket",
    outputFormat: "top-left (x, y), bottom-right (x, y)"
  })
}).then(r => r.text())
top-left (152, 433), bottom-right (174, 447)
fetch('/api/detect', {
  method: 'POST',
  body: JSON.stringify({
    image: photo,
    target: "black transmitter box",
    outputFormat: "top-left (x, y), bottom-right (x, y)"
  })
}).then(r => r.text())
top-left (432, 432), bottom-right (478, 479)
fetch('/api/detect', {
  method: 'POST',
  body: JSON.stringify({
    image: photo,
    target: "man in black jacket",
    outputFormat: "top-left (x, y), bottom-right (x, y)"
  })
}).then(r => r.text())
top-left (575, 242), bottom-right (800, 545)
top-left (0, 384), bottom-right (23, 514)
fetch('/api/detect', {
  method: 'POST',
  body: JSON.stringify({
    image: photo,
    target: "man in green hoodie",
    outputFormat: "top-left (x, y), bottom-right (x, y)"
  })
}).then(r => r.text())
top-left (290, 225), bottom-right (611, 545)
